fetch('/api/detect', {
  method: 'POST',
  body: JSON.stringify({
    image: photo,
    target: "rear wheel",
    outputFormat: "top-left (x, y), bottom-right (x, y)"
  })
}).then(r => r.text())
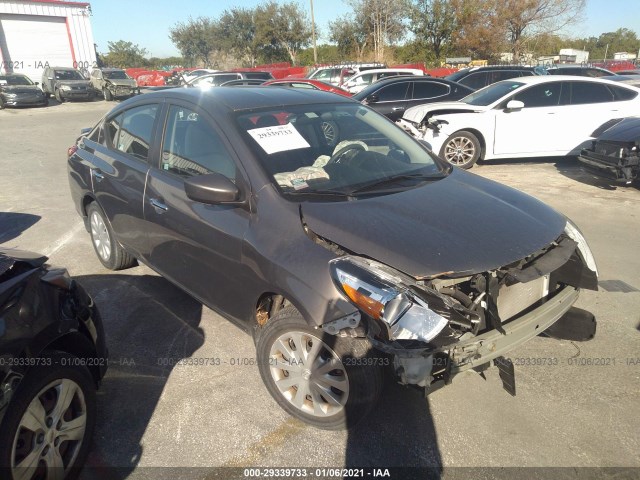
top-left (0, 352), bottom-right (97, 480)
top-left (439, 130), bottom-right (481, 169)
top-left (256, 307), bottom-right (383, 430)
top-left (87, 202), bottom-right (136, 270)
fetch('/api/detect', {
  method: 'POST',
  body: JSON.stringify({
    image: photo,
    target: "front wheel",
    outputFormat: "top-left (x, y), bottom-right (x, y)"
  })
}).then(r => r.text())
top-left (439, 130), bottom-right (481, 169)
top-left (55, 89), bottom-right (64, 103)
top-left (0, 352), bottom-right (97, 480)
top-left (256, 307), bottom-right (383, 430)
top-left (87, 202), bottom-right (136, 270)
top-left (102, 88), bottom-right (113, 101)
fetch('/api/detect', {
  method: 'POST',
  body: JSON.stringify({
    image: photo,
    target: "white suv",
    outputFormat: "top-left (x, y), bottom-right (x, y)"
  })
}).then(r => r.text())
top-left (342, 68), bottom-right (424, 93)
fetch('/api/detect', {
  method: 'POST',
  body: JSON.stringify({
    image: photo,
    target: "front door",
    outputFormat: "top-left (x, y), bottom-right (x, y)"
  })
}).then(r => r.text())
top-left (144, 102), bottom-right (252, 319)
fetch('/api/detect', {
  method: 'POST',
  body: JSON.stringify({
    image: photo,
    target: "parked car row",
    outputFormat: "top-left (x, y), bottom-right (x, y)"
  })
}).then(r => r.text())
top-left (0, 67), bottom-right (139, 109)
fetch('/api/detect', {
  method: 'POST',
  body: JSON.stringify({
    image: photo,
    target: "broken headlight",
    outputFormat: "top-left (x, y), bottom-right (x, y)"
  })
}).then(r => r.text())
top-left (330, 257), bottom-right (448, 343)
top-left (564, 220), bottom-right (598, 275)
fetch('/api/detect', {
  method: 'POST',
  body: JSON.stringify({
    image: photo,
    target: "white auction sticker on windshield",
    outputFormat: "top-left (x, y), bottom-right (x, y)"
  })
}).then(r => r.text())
top-left (248, 123), bottom-right (310, 154)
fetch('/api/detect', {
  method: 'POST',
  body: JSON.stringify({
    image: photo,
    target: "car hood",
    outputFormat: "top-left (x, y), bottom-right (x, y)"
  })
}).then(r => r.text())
top-left (596, 116), bottom-right (640, 143)
top-left (402, 101), bottom-right (488, 123)
top-left (0, 248), bottom-right (47, 277)
top-left (1, 85), bottom-right (42, 94)
top-left (300, 168), bottom-right (566, 278)
top-left (105, 79), bottom-right (137, 87)
top-left (56, 80), bottom-right (91, 87)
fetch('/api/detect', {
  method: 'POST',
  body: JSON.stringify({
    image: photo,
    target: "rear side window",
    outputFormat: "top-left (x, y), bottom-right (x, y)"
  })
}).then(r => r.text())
top-left (570, 82), bottom-right (615, 104)
top-left (412, 81), bottom-right (450, 100)
top-left (109, 104), bottom-right (159, 160)
top-left (245, 72), bottom-right (272, 80)
top-left (610, 85), bottom-right (638, 101)
top-left (376, 82), bottom-right (410, 101)
top-left (490, 70), bottom-right (526, 83)
top-left (459, 72), bottom-right (488, 89)
top-left (213, 74), bottom-right (239, 86)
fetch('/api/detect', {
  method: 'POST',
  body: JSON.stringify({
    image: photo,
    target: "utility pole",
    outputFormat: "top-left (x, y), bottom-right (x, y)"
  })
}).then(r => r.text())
top-left (310, 0), bottom-right (317, 65)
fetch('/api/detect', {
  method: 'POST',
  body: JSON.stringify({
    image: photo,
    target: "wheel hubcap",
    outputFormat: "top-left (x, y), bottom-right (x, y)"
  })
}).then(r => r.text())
top-left (269, 331), bottom-right (349, 418)
top-left (90, 211), bottom-right (111, 261)
top-left (11, 378), bottom-right (87, 480)
top-left (444, 137), bottom-right (475, 165)
top-left (321, 121), bottom-right (336, 146)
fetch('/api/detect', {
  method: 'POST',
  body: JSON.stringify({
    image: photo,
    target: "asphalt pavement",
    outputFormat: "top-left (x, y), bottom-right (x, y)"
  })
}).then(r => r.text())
top-left (1, 100), bottom-right (638, 479)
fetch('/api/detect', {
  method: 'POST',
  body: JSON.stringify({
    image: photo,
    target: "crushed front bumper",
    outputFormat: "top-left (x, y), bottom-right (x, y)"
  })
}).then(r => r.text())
top-left (382, 286), bottom-right (580, 393)
top-left (578, 149), bottom-right (639, 183)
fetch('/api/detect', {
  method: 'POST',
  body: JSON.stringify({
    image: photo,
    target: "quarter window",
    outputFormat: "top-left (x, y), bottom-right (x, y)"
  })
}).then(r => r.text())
top-left (110, 104), bottom-right (159, 160)
top-left (610, 85), bottom-right (638, 101)
top-left (161, 105), bottom-right (236, 180)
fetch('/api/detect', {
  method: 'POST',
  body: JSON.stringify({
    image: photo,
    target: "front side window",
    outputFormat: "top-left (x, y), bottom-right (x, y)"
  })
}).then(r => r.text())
top-left (235, 103), bottom-right (446, 199)
top-left (459, 72), bottom-right (488, 89)
top-left (111, 104), bottom-right (159, 160)
top-left (463, 80), bottom-right (524, 106)
top-left (161, 105), bottom-right (236, 180)
top-left (512, 82), bottom-right (564, 108)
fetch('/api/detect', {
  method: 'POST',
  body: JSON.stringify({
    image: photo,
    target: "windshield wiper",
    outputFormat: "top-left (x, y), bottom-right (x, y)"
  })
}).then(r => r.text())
top-left (283, 189), bottom-right (355, 199)
top-left (348, 172), bottom-right (446, 195)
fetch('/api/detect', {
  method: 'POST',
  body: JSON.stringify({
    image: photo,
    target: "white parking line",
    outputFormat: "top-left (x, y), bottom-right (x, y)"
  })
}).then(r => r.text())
top-left (42, 221), bottom-right (84, 257)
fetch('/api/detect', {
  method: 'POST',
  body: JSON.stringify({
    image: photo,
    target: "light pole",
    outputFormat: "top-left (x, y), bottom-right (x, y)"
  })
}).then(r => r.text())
top-left (310, 0), bottom-right (317, 65)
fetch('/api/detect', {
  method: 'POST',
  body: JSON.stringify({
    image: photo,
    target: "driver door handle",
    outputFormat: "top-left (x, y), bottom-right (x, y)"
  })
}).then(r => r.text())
top-left (149, 198), bottom-right (168, 213)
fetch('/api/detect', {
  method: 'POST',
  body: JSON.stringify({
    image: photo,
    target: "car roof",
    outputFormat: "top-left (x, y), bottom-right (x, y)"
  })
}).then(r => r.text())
top-left (461, 65), bottom-right (540, 72)
top-left (132, 86), bottom-right (355, 112)
top-left (506, 75), bottom-right (637, 87)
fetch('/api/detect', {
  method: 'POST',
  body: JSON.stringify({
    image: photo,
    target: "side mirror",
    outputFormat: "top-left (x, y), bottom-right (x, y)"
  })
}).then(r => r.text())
top-left (184, 173), bottom-right (240, 205)
top-left (506, 100), bottom-right (524, 111)
top-left (366, 94), bottom-right (379, 104)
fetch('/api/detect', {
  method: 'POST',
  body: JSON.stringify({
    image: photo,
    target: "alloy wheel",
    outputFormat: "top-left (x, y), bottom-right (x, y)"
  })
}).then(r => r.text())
top-left (90, 211), bottom-right (111, 261)
top-left (443, 136), bottom-right (476, 166)
top-left (269, 331), bottom-right (349, 418)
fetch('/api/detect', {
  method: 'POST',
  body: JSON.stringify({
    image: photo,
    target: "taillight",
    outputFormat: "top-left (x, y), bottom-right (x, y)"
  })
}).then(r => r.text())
top-left (67, 145), bottom-right (78, 158)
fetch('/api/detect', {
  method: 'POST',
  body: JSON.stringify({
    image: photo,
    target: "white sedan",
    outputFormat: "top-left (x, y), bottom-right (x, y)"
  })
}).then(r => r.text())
top-left (397, 76), bottom-right (640, 168)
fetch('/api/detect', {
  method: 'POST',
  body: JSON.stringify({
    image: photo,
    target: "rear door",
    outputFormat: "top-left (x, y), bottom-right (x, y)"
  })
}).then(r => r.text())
top-left (89, 102), bottom-right (162, 259)
top-left (143, 101), bottom-right (252, 318)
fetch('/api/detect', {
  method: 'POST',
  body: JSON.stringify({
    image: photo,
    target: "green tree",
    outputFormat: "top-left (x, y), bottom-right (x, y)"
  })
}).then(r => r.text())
top-left (409, 0), bottom-right (457, 61)
top-left (329, 15), bottom-right (370, 61)
top-left (255, 1), bottom-right (313, 66)
top-left (169, 17), bottom-right (219, 67)
top-left (104, 40), bottom-right (148, 68)
top-left (218, 8), bottom-right (261, 67)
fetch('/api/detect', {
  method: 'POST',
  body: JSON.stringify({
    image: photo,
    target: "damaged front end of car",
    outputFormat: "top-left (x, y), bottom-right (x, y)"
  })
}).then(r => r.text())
top-left (321, 220), bottom-right (598, 396)
top-left (578, 117), bottom-right (640, 184)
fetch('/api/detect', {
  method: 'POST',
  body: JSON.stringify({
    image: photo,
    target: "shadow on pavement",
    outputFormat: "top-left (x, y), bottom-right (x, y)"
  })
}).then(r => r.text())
top-left (75, 273), bottom-right (205, 479)
top-left (346, 377), bottom-right (442, 474)
top-left (553, 158), bottom-right (638, 191)
top-left (0, 212), bottom-right (41, 244)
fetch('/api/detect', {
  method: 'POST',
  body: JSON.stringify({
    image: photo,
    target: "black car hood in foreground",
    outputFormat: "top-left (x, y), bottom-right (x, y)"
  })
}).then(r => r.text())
top-left (301, 168), bottom-right (567, 278)
top-left (594, 117), bottom-right (640, 142)
top-left (0, 248), bottom-right (47, 278)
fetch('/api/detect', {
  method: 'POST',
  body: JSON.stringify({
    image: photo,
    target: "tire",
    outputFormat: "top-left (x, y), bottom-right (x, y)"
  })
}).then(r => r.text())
top-left (256, 306), bottom-right (383, 430)
top-left (439, 130), bottom-right (481, 169)
top-left (0, 351), bottom-right (97, 480)
top-left (102, 88), bottom-right (113, 101)
top-left (87, 202), bottom-right (136, 270)
top-left (0, 97), bottom-right (4, 110)
top-left (43, 97), bottom-right (49, 107)
top-left (55, 89), bottom-right (64, 103)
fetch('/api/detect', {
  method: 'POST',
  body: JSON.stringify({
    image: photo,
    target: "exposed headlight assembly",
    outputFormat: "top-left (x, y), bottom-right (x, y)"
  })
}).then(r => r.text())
top-left (60, 85), bottom-right (72, 91)
top-left (564, 220), bottom-right (598, 275)
top-left (330, 257), bottom-right (449, 343)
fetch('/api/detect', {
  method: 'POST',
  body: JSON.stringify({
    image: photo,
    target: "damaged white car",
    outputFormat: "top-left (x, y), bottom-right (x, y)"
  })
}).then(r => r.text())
top-left (397, 76), bottom-right (640, 169)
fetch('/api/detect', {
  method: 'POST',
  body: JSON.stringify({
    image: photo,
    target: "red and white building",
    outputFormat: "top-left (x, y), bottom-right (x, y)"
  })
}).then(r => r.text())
top-left (0, 0), bottom-right (96, 81)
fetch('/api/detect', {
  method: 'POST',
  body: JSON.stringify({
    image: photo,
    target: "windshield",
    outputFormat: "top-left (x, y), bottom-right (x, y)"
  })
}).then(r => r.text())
top-left (54, 70), bottom-right (84, 80)
top-left (461, 80), bottom-right (524, 106)
top-left (236, 103), bottom-right (447, 199)
top-left (104, 71), bottom-right (129, 80)
top-left (0, 75), bottom-right (34, 86)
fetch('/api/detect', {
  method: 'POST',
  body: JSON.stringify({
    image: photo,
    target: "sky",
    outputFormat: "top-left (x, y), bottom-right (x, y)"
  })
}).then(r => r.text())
top-left (89, 0), bottom-right (640, 58)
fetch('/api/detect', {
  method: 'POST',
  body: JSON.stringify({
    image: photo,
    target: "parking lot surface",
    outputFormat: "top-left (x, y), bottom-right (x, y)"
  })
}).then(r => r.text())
top-left (1, 101), bottom-right (639, 478)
